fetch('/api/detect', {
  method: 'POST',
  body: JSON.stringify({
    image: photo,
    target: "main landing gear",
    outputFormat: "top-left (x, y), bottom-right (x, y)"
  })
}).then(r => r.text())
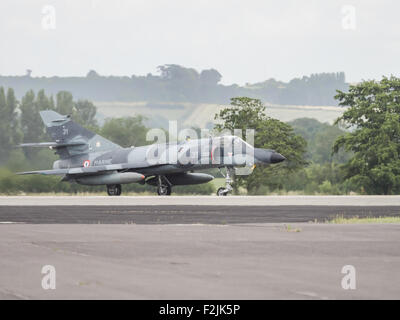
top-left (157, 175), bottom-right (172, 196)
top-left (107, 184), bottom-right (121, 196)
top-left (217, 167), bottom-right (234, 196)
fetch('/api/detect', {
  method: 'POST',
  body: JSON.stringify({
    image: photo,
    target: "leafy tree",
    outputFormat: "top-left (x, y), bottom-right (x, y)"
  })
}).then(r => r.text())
top-left (215, 97), bottom-right (307, 193)
top-left (56, 91), bottom-right (74, 115)
top-left (20, 90), bottom-right (41, 139)
top-left (290, 118), bottom-right (350, 164)
top-left (0, 68), bottom-right (348, 105)
top-left (158, 64), bottom-right (200, 101)
top-left (74, 100), bottom-right (98, 129)
top-left (49, 95), bottom-right (55, 110)
top-left (20, 90), bottom-right (45, 158)
top-left (0, 87), bottom-right (20, 163)
top-left (0, 87), bottom-right (8, 162)
top-left (215, 97), bottom-right (266, 132)
top-left (86, 70), bottom-right (100, 78)
top-left (36, 89), bottom-right (54, 111)
top-left (6, 88), bottom-right (21, 145)
top-left (200, 69), bottom-right (222, 86)
top-left (100, 116), bottom-right (148, 148)
top-left (333, 76), bottom-right (400, 194)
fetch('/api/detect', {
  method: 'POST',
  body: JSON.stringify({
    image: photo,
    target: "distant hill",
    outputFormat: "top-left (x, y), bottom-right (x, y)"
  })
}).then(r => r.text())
top-left (0, 65), bottom-right (348, 106)
top-left (95, 101), bottom-right (346, 129)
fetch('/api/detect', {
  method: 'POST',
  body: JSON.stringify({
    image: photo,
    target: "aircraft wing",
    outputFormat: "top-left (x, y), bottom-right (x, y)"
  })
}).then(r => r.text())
top-left (17, 169), bottom-right (70, 176)
top-left (18, 142), bottom-right (87, 148)
top-left (16, 161), bottom-right (157, 176)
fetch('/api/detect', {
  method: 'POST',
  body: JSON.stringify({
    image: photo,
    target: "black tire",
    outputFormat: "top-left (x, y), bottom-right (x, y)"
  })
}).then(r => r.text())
top-left (115, 184), bottom-right (122, 196)
top-left (107, 184), bottom-right (121, 196)
top-left (217, 187), bottom-right (228, 196)
top-left (157, 184), bottom-right (171, 196)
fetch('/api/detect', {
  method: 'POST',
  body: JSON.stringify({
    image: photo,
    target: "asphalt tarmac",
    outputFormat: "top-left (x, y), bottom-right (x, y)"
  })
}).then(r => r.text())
top-left (0, 195), bottom-right (399, 224)
top-left (1, 195), bottom-right (400, 206)
top-left (0, 196), bottom-right (399, 299)
top-left (0, 223), bottom-right (399, 299)
top-left (0, 205), bottom-right (400, 224)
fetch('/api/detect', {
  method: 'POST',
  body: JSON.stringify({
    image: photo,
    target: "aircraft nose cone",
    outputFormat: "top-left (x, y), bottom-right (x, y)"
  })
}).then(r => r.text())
top-left (254, 148), bottom-right (286, 164)
top-left (270, 152), bottom-right (286, 163)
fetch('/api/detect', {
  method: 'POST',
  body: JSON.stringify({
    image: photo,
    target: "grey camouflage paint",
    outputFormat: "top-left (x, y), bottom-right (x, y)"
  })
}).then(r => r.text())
top-left (18, 110), bottom-right (286, 187)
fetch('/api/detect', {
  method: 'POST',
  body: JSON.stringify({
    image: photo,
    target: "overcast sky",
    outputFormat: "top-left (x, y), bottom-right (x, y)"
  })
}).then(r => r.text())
top-left (0, 0), bottom-right (398, 85)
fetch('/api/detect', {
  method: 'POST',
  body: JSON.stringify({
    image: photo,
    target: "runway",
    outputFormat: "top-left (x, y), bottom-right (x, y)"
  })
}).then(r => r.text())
top-left (1, 205), bottom-right (400, 224)
top-left (1, 223), bottom-right (399, 299)
top-left (1, 195), bottom-right (400, 206)
top-left (0, 196), bottom-right (399, 224)
top-left (0, 196), bottom-right (399, 299)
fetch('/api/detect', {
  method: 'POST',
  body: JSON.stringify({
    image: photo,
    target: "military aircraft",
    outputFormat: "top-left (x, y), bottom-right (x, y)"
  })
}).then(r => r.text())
top-left (17, 110), bottom-right (286, 196)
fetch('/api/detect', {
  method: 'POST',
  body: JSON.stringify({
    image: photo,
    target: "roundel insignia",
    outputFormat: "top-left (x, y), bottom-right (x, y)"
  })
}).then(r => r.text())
top-left (83, 160), bottom-right (90, 168)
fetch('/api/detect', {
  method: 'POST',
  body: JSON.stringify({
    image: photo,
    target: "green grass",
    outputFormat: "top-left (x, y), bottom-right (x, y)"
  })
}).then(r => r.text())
top-left (211, 177), bottom-right (225, 189)
top-left (284, 224), bottom-right (301, 232)
top-left (326, 215), bottom-right (400, 224)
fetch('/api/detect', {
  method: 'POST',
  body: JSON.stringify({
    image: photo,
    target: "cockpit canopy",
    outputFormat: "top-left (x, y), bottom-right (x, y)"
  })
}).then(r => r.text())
top-left (213, 135), bottom-right (253, 148)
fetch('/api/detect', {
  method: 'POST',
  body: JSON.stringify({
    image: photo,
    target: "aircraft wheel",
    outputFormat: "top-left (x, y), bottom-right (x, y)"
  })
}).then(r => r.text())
top-left (217, 187), bottom-right (228, 196)
top-left (157, 184), bottom-right (171, 196)
top-left (107, 184), bottom-right (121, 196)
top-left (115, 184), bottom-right (122, 196)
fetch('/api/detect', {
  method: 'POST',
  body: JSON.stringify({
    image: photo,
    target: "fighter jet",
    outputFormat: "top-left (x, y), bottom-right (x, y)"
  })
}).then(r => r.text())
top-left (17, 110), bottom-right (286, 196)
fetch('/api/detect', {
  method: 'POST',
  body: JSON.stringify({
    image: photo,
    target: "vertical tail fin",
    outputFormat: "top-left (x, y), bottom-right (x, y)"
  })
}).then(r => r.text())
top-left (40, 110), bottom-right (121, 158)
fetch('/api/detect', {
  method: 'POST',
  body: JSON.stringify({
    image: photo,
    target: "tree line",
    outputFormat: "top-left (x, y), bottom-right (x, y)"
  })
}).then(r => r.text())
top-left (215, 77), bottom-right (400, 195)
top-left (0, 65), bottom-right (348, 106)
top-left (0, 87), bottom-right (214, 194)
top-left (1, 76), bottom-right (399, 195)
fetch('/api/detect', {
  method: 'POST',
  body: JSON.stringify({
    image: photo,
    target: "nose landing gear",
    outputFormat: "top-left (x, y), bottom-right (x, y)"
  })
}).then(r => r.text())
top-left (217, 187), bottom-right (229, 196)
top-left (217, 167), bottom-right (234, 196)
